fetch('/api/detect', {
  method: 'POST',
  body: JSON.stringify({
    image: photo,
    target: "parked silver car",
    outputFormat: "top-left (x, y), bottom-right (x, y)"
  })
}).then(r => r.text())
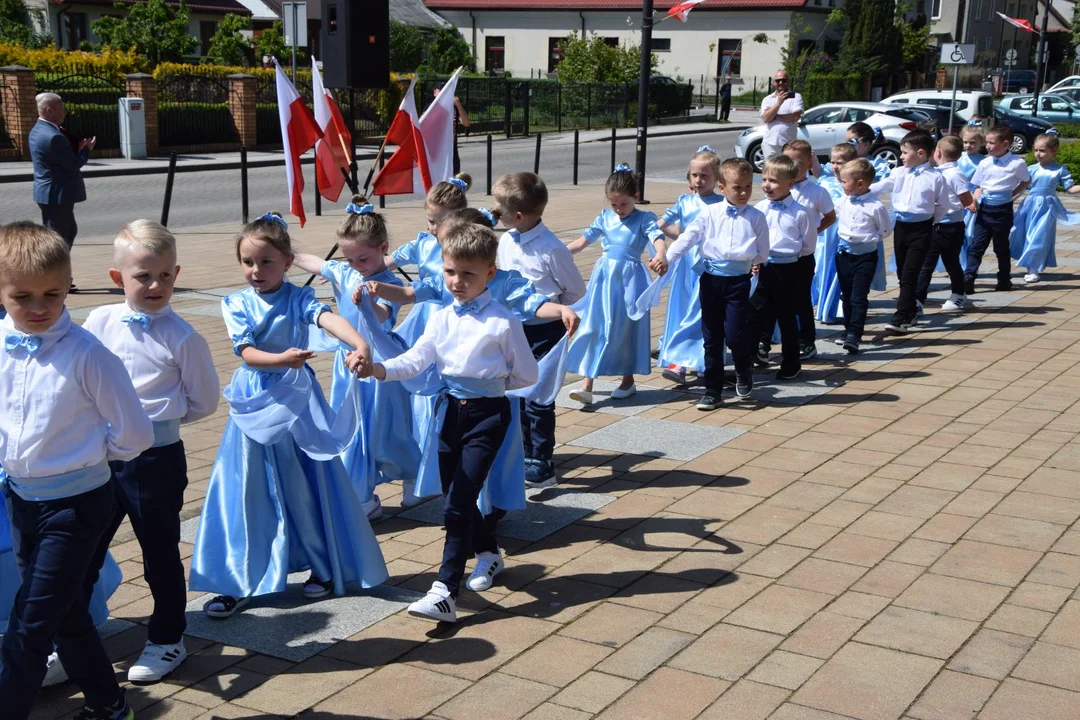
top-left (733, 101), bottom-right (928, 173)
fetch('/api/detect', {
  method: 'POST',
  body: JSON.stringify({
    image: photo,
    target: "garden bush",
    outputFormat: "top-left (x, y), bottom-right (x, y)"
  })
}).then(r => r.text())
top-left (3, 44), bottom-right (146, 82)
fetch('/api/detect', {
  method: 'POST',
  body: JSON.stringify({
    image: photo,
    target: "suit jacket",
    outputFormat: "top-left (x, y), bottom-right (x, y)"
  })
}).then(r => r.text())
top-left (30, 118), bottom-right (88, 206)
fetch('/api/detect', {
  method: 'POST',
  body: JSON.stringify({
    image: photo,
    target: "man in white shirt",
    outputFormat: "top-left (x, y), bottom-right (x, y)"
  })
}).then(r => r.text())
top-left (759, 71), bottom-right (804, 161)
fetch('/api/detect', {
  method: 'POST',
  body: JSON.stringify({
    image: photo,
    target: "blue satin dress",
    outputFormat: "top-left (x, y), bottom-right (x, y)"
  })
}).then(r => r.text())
top-left (659, 193), bottom-right (724, 372)
top-left (958, 152), bottom-right (983, 272)
top-left (391, 232), bottom-right (443, 346)
top-left (1009, 163), bottom-right (1080, 273)
top-left (188, 283), bottom-right (388, 600)
top-left (568, 209), bottom-right (663, 378)
top-left (320, 262), bottom-right (418, 504)
top-left (812, 175), bottom-right (846, 323)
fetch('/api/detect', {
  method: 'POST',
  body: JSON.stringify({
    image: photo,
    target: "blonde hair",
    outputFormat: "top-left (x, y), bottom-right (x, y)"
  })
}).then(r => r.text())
top-left (493, 172), bottom-right (549, 216)
top-left (762, 154), bottom-right (799, 181)
top-left (0, 222), bottom-right (71, 278)
top-left (426, 173), bottom-right (472, 212)
top-left (719, 158), bottom-right (753, 185)
top-left (235, 211), bottom-right (292, 263)
top-left (831, 143), bottom-right (857, 162)
top-left (1035, 133), bottom-right (1060, 152)
top-left (961, 124), bottom-right (986, 145)
top-left (986, 124), bottom-right (1013, 144)
top-left (690, 147), bottom-right (721, 177)
top-left (441, 222), bottom-right (499, 265)
top-left (113, 220), bottom-right (176, 267)
top-left (936, 135), bottom-right (963, 162)
top-left (841, 158), bottom-right (876, 183)
top-left (783, 139), bottom-right (813, 158)
top-left (338, 194), bottom-right (389, 249)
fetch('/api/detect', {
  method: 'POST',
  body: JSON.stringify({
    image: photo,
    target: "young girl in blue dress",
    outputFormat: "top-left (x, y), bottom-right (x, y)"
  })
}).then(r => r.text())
top-left (567, 165), bottom-right (667, 404)
top-left (1009, 132), bottom-right (1080, 284)
top-left (812, 143), bottom-right (855, 324)
top-left (957, 124), bottom-right (986, 275)
top-left (656, 147), bottom-right (723, 385)
top-left (189, 212), bottom-right (387, 619)
top-left (292, 196), bottom-right (418, 522)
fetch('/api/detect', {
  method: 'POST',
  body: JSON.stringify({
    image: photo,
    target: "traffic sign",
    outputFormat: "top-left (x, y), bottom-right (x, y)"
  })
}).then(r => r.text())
top-left (1005, 48), bottom-right (1018, 67)
top-left (940, 43), bottom-right (976, 65)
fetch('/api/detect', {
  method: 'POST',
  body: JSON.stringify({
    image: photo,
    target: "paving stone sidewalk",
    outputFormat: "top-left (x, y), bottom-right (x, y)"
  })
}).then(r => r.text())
top-left (30, 176), bottom-right (1080, 720)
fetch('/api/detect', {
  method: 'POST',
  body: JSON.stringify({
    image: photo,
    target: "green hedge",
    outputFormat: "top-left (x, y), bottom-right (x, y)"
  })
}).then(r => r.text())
top-left (1024, 140), bottom-right (1080, 179)
top-left (800, 74), bottom-right (867, 110)
top-left (1052, 123), bottom-right (1080, 138)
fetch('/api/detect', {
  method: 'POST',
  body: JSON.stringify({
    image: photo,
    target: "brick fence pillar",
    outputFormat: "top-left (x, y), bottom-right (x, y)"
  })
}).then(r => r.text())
top-left (2, 66), bottom-right (39, 161)
top-left (228, 74), bottom-right (258, 148)
top-left (126, 72), bottom-right (158, 156)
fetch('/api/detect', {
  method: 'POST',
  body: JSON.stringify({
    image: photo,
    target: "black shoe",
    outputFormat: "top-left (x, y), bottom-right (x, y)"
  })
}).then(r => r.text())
top-left (735, 373), bottom-right (753, 398)
top-left (964, 277), bottom-right (975, 295)
top-left (842, 339), bottom-right (859, 355)
top-left (696, 391), bottom-right (721, 411)
top-left (650, 347), bottom-right (660, 360)
top-left (776, 366), bottom-right (801, 381)
top-left (754, 343), bottom-right (771, 367)
top-left (524, 459), bottom-right (557, 489)
top-left (74, 690), bottom-right (133, 720)
top-left (799, 341), bottom-right (817, 360)
top-left (885, 321), bottom-right (912, 335)
top-left (995, 279), bottom-right (1013, 291)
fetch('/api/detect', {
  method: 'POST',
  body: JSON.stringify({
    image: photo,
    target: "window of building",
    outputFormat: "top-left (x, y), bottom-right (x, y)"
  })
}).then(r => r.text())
top-left (548, 37), bottom-right (566, 72)
top-left (604, 37), bottom-right (619, 47)
top-left (931, 0), bottom-right (942, 18)
top-left (985, 36), bottom-right (993, 50)
top-left (485, 36), bottom-right (505, 72)
top-left (717, 38), bottom-right (742, 77)
top-left (200, 20), bottom-right (217, 55)
top-left (974, 0), bottom-right (983, 19)
top-left (653, 38), bottom-right (671, 52)
top-left (62, 12), bottom-right (87, 50)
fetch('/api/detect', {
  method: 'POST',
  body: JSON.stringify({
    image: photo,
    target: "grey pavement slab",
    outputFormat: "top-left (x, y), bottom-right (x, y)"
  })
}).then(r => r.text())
top-left (556, 380), bottom-right (688, 416)
top-left (569, 416), bottom-right (745, 461)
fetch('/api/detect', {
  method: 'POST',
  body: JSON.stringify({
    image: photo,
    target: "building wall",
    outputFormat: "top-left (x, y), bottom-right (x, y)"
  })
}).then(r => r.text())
top-left (437, 9), bottom-right (831, 87)
top-left (931, 0), bottom-right (1038, 69)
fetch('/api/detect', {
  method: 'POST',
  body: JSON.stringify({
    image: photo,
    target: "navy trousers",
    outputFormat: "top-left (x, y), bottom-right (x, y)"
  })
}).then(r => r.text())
top-left (796, 254), bottom-right (816, 344)
top-left (893, 219), bottom-right (933, 325)
top-left (38, 203), bottom-right (77, 249)
top-left (966, 203), bottom-right (1013, 284)
top-left (0, 483), bottom-right (122, 720)
top-left (918, 222), bottom-right (966, 302)
top-left (520, 321), bottom-right (565, 463)
top-left (836, 248), bottom-right (879, 343)
top-left (753, 263), bottom-right (802, 373)
top-left (699, 272), bottom-right (752, 394)
top-left (105, 441), bottom-right (189, 645)
top-left (438, 397), bottom-right (510, 598)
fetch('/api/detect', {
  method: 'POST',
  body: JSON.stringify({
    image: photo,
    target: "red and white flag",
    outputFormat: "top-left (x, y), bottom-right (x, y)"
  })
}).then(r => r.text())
top-left (997, 12), bottom-right (1037, 33)
top-left (372, 76), bottom-right (431, 196)
top-left (312, 57), bottom-right (352, 203)
top-left (274, 59), bottom-right (322, 226)
top-left (418, 67), bottom-right (463, 187)
top-left (667, 0), bottom-right (707, 22)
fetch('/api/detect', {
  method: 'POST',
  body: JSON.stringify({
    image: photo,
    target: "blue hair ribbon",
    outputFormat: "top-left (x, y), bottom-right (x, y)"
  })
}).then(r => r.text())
top-left (448, 177), bottom-right (468, 191)
top-left (259, 212), bottom-right (288, 229)
top-left (1046, 128), bottom-right (1059, 136)
top-left (697, 145), bottom-right (714, 153)
top-left (345, 203), bottom-right (375, 216)
top-left (968, 119), bottom-right (982, 127)
top-left (478, 208), bottom-right (496, 227)
top-left (872, 127), bottom-right (881, 140)
top-left (614, 163), bottom-right (633, 173)
top-left (848, 138), bottom-right (859, 147)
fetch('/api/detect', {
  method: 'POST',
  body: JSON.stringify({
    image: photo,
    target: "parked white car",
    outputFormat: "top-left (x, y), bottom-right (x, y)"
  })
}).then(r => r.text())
top-left (732, 102), bottom-right (925, 173)
top-left (880, 90), bottom-right (994, 122)
top-left (1049, 75), bottom-right (1080, 92)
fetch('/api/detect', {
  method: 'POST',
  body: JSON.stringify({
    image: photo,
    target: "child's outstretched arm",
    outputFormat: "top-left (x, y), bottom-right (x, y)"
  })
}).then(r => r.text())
top-left (657, 219), bottom-right (682, 240)
top-left (566, 235), bottom-right (589, 254)
top-left (240, 344), bottom-right (315, 370)
top-left (355, 280), bottom-right (416, 308)
top-left (292, 253), bottom-right (325, 274)
top-left (317, 311), bottom-right (372, 373)
top-left (534, 301), bottom-right (580, 336)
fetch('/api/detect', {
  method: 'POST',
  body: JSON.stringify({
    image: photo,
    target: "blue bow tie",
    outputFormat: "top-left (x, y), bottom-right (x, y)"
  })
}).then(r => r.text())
top-left (121, 312), bottom-right (151, 331)
top-left (453, 300), bottom-right (481, 317)
top-left (4, 333), bottom-right (42, 357)
top-left (509, 230), bottom-right (522, 244)
top-left (850, 195), bottom-right (869, 205)
top-left (726, 205), bottom-right (740, 217)
top-left (911, 166), bottom-right (926, 176)
top-left (993, 154), bottom-right (1009, 166)
top-left (769, 200), bottom-right (786, 210)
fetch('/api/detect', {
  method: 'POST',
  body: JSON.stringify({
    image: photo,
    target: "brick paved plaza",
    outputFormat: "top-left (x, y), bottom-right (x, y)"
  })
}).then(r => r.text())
top-left (31, 177), bottom-right (1080, 719)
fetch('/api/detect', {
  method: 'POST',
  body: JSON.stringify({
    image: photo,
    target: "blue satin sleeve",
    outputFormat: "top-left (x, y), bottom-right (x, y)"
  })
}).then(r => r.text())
top-left (295, 284), bottom-right (331, 326)
top-left (391, 234), bottom-right (422, 267)
top-left (411, 277), bottom-right (442, 304)
top-left (320, 260), bottom-right (351, 289)
top-left (583, 213), bottom-right (606, 243)
top-left (492, 271), bottom-right (548, 323)
top-left (1061, 166), bottom-right (1075, 190)
top-left (222, 295), bottom-right (256, 355)
top-left (640, 210), bottom-right (665, 243)
top-left (662, 195), bottom-right (689, 226)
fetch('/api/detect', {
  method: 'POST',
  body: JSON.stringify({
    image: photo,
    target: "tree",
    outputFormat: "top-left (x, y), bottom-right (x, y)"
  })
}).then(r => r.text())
top-left (896, 2), bottom-right (931, 68)
top-left (837, 0), bottom-right (903, 73)
top-left (91, 0), bottom-right (198, 67)
top-left (390, 21), bottom-right (425, 72)
top-left (208, 13), bottom-right (252, 65)
top-left (390, 23), bottom-right (475, 74)
top-left (426, 26), bottom-right (474, 73)
top-left (556, 32), bottom-right (657, 83)
top-left (254, 20), bottom-right (289, 65)
top-left (0, 0), bottom-right (49, 48)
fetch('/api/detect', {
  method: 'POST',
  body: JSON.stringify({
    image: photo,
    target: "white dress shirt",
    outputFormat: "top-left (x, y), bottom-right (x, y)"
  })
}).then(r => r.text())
top-left (754, 195), bottom-right (815, 261)
top-left (497, 220), bottom-right (586, 307)
top-left (83, 302), bottom-right (220, 424)
top-left (792, 178), bottom-right (835, 255)
top-left (382, 290), bottom-right (539, 395)
top-left (835, 193), bottom-right (893, 248)
top-left (0, 309), bottom-right (153, 488)
top-left (972, 152), bottom-right (1031, 203)
top-left (759, 91), bottom-right (804, 147)
top-left (871, 162), bottom-right (948, 220)
top-left (667, 200), bottom-right (770, 269)
top-left (935, 162), bottom-right (971, 222)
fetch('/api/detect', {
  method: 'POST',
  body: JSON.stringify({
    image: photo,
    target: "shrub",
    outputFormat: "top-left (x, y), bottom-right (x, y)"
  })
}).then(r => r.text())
top-left (800, 74), bottom-right (866, 109)
top-left (2, 43), bottom-right (147, 81)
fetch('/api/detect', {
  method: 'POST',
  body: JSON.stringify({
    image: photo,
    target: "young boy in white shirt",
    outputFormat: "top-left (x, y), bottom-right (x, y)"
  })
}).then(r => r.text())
top-left (965, 123), bottom-right (1031, 292)
top-left (871, 130), bottom-right (949, 334)
top-left (660, 158), bottom-right (770, 410)
top-left (368, 223), bottom-right (538, 623)
top-left (834, 159), bottom-right (894, 353)
top-left (83, 220), bottom-right (220, 683)
top-left (0, 222), bottom-right (153, 720)
top-left (919, 136), bottom-right (976, 313)
top-left (494, 173), bottom-right (585, 488)
top-left (753, 154), bottom-right (815, 380)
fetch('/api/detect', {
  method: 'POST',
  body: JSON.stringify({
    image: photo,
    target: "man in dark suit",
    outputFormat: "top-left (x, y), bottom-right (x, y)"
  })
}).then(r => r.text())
top-left (29, 93), bottom-right (95, 253)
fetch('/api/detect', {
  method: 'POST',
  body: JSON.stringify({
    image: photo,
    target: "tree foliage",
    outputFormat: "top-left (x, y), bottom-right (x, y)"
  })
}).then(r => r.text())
top-left (896, 2), bottom-right (931, 67)
top-left (390, 22), bottom-right (474, 74)
top-left (91, 0), bottom-right (198, 67)
top-left (0, 0), bottom-right (49, 48)
top-left (254, 20), bottom-right (291, 65)
top-left (207, 13), bottom-right (252, 66)
top-left (556, 32), bottom-right (657, 83)
top-left (836, 0), bottom-right (903, 73)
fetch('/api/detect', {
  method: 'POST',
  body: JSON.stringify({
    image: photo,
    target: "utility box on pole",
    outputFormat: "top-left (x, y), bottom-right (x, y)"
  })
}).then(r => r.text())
top-left (119, 97), bottom-right (147, 159)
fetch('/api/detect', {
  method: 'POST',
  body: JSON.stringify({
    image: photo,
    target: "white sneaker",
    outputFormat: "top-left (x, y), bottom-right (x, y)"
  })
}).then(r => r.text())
top-left (42, 652), bottom-right (67, 687)
top-left (941, 294), bottom-right (965, 312)
top-left (127, 641), bottom-right (186, 683)
top-left (610, 383), bottom-right (637, 399)
top-left (466, 550), bottom-right (504, 592)
top-left (568, 388), bottom-right (593, 404)
top-left (1024, 273), bottom-right (1040, 284)
top-left (400, 479), bottom-right (423, 508)
top-left (408, 581), bottom-right (457, 622)
top-left (362, 495), bottom-right (383, 520)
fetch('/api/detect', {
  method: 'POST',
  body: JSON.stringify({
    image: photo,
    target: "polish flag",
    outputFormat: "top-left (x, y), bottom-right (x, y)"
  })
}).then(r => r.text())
top-left (667, 0), bottom-right (708, 22)
top-left (996, 12), bottom-right (1037, 33)
top-left (372, 76), bottom-right (431, 196)
top-left (312, 57), bottom-right (352, 203)
top-left (274, 60), bottom-right (322, 226)
top-left (417, 66), bottom-right (464, 188)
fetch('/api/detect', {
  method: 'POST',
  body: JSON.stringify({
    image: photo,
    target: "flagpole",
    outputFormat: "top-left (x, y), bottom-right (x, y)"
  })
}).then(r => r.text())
top-left (1032, 0), bottom-right (1051, 116)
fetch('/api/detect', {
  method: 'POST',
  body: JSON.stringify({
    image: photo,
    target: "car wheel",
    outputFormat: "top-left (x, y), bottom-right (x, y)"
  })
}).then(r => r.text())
top-left (1011, 133), bottom-right (1028, 153)
top-left (874, 144), bottom-right (901, 170)
top-left (748, 141), bottom-right (765, 173)
top-left (1019, 87), bottom-right (1029, 94)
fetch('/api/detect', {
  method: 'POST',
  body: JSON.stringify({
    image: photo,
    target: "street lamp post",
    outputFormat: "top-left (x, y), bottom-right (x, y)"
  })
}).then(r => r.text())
top-left (1031, 0), bottom-right (1050, 116)
top-left (635, 0), bottom-right (654, 202)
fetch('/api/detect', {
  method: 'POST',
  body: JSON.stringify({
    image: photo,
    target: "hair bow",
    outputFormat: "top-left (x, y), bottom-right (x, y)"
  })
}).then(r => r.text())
top-left (967, 119), bottom-right (982, 127)
top-left (697, 145), bottom-right (714, 153)
top-left (614, 163), bottom-right (633, 173)
top-left (1046, 128), bottom-right (1059, 136)
top-left (345, 203), bottom-right (375, 216)
top-left (448, 177), bottom-right (468, 191)
top-left (872, 127), bottom-right (881, 140)
top-left (848, 138), bottom-right (859, 147)
top-left (259, 212), bottom-right (288, 229)
top-left (478, 208), bottom-right (497, 227)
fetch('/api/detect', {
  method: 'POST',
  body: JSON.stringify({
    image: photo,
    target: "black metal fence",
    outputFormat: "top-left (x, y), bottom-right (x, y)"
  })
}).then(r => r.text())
top-left (35, 66), bottom-right (125, 150)
top-left (0, 87), bottom-right (13, 150)
top-left (157, 71), bottom-right (238, 147)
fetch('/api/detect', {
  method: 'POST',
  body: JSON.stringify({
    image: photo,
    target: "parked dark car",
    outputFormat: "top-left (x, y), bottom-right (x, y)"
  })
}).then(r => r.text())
top-left (994, 105), bottom-right (1055, 153)
top-left (889, 105), bottom-right (966, 138)
top-left (1003, 69), bottom-right (1037, 94)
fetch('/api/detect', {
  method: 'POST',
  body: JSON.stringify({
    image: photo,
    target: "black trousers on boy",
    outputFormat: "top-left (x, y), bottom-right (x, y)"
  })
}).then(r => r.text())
top-left (892, 219), bottom-right (934, 326)
top-left (0, 482), bottom-right (122, 720)
top-left (836, 248), bottom-right (880, 343)
top-left (521, 321), bottom-right (565, 465)
top-left (438, 396), bottom-right (510, 598)
top-left (917, 222), bottom-right (966, 303)
top-left (966, 203), bottom-right (1013, 285)
top-left (752, 262), bottom-right (801, 373)
top-left (699, 272), bottom-right (752, 394)
top-left (796, 254), bottom-right (816, 344)
top-left (104, 441), bottom-right (189, 646)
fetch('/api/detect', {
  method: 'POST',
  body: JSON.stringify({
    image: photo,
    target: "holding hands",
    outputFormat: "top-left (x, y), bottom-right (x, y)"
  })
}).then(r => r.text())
top-left (279, 348), bottom-right (315, 368)
top-left (344, 347), bottom-right (372, 376)
top-left (648, 255), bottom-right (669, 276)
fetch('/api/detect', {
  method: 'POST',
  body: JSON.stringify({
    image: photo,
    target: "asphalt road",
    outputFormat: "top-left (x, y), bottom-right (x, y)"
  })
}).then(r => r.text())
top-left (0, 128), bottom-right (745, 240)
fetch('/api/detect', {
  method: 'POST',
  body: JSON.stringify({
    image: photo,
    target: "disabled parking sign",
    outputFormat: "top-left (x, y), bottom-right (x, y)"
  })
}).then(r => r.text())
top-left (941, 43), bottom-right (976, 65)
